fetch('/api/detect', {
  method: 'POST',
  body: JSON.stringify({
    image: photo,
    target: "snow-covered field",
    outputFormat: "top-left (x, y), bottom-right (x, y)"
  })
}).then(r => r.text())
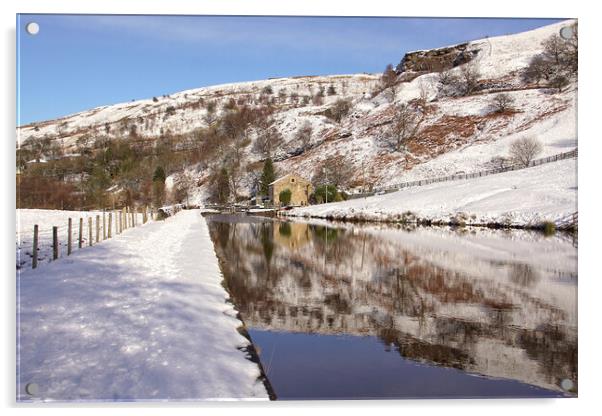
top-left (17, 209), bottom-right (268, 401)
top-left (287, 157), bottom-right (577, 227)
top-left (16, 209), bottom-right (146, 270)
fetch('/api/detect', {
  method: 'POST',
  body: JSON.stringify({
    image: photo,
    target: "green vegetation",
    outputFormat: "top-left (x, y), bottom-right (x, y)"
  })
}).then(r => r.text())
top-left (542, 221), bottom-right (556, 236)
top-left (279, 188), bottom-right (292, 206)
top-left (312, 184), bottom-right (338, 204)
top-left (260, 158), bottom-right (276, 196)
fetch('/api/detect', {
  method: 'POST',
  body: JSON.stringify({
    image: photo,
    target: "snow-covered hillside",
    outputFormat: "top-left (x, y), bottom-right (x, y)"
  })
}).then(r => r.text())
top-left (287, 157), bottom-right (577, 227)
top-left (17, 20), bottom-right (577, 204)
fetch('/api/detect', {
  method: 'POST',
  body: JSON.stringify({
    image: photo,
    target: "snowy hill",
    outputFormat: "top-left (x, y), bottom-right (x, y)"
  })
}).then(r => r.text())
top-left (17, 20), bottom-right (577, 205)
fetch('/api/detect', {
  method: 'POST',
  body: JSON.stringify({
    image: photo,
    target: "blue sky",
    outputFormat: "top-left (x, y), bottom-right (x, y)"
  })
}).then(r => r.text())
top-left (16, 14), bottom-right (563, 125)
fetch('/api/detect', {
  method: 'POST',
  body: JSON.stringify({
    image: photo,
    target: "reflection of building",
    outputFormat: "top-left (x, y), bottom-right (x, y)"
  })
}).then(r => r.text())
top-left (274, 222), bottom-right (311, 250)
top-left (269, 174), bottom-right (312, 207)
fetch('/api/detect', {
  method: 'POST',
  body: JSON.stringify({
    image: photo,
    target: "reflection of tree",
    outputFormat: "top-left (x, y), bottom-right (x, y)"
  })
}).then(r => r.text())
top-left (260, 223), bottom-right (274, 266)
top-left (278, 222), bottom-right (292, 237)
top-left (310, 225), bottom-right (339, 242)
top-left (510, 263), bottom-right (540, 287)
top-left (207, 217), bottom-right (577, 394)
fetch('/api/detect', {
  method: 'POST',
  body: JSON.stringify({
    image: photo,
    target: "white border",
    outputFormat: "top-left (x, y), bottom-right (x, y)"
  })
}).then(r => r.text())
top-left (2, 1), bottom-right (601, 415)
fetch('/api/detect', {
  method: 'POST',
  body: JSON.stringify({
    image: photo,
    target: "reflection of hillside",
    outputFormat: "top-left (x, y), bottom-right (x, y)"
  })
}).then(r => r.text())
top-left (207, 217), bottom-right (577, 394)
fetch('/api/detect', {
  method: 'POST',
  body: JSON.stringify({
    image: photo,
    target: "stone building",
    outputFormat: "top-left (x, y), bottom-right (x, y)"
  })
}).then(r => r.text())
top-left (268, 173), bottom-right (313, 207)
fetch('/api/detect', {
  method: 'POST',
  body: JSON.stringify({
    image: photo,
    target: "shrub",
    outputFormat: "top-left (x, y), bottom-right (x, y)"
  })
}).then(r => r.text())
top-left (491, 93), bottom-right (515, 113)
top-left (550, 75), bottom-right (570, 92)
top-left (327, 85), bottom-right (337, 95)
top-left (279, 188), bottom-right (292, 206)
top-left (313, 184), bottom-right (338, 204)
top-left (262, 85), bottom-right (273, 94)
top-left (542, 221), bottom-right (556, 236)
top-left (324, 98), bottom-right (353, 122)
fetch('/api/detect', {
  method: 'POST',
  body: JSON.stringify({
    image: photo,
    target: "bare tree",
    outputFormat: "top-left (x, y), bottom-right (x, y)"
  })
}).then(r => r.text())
top-left (489, 156), bottom-right (510, 169)
top-left (312, 154), bottom-right (355, 189)
top-left (509, 137), bottom-right (543, 167)
top-left (459, 63), bottom-right (481, 96)
top-left (294, 121), bottom-right (313, 150)
top-left (382, 103), bottom-right (424, 152)
top-left (550, 75), bottom-right (570, 93)
top-left (254, 124), bottom-right (283, 157)
top-left (523, 24), bottom-right (577, 87)
top-left (381, 64), bottom-right (397, 90)
top-left (523, 55), bottom-right (553, 85)
top-left (417, 78), bottom-right (432, 107)
top-left (378, 63), bottom-right (398, 101)
top-left (490, 93), bottom-right (515, 113)
top-left (325, 99), bottom-right (353, 123)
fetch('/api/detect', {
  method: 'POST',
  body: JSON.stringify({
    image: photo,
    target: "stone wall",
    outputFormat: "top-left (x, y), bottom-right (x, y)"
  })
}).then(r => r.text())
top-left (269, 174), bottom-right (313, 207)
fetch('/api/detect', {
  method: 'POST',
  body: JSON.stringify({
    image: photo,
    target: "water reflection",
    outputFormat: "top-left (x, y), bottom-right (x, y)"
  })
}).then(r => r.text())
top-left (207, 215), bottom-right (577, 399)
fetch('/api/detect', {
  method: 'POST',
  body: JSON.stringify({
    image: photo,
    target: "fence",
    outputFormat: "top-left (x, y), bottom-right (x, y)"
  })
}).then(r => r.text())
top-left (370, 148), bottom-right (578, 195)
top-left (26, 206), bottom-right (159, 270)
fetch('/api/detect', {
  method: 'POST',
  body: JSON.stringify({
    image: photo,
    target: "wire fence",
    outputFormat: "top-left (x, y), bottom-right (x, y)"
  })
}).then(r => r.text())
top-left (360, 148), bottom-right (578, 196)
top-left (17, 206), bottom-right (160, 270)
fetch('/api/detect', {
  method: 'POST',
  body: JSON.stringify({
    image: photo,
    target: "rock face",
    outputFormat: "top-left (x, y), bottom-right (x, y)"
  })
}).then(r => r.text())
top-left (395, 43), bottom-right (479, 74)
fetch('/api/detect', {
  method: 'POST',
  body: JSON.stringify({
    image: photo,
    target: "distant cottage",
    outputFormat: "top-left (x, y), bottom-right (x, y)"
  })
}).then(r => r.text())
top-left (269, 173), bottom-right (313, 207)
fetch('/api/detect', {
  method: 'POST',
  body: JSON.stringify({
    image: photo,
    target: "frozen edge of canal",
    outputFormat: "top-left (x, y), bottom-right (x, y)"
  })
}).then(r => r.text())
top-left (17, 209), bottom-right (269, 402)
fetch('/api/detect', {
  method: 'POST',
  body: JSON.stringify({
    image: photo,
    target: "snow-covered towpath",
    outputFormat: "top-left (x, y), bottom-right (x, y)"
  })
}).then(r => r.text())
top-left (17, 209), bottom-right (268, 402)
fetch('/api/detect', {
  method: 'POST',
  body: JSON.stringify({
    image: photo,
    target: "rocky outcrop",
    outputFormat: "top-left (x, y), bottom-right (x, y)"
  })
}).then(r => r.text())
top-left (396, 42), bottom-right (479, 74)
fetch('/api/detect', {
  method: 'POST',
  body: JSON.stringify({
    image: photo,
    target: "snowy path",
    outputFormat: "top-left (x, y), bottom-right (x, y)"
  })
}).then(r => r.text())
top-left (17, 209), bottom-right (268, 402)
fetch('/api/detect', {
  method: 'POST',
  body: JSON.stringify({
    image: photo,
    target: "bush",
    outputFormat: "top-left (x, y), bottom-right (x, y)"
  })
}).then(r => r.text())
top-left (542, 221), bottom-right (556, 236)
top-left (327, 85), bottom-right (337, 95)
top-left (262, 85), bottom-right (273, 94)
top-left (550, 75), bottom-right (570, 92)
top-left (279, 188), bottom-right (292, 206)
top-left (313, 184), bottom-right (338, 204)
top-left (324, 99), bottom-right (353, 123)
top-left (491, 93), bottom-right (515, 113)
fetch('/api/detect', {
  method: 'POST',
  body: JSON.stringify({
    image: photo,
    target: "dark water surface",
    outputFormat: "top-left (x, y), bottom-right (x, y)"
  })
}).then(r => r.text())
top-left (206, 214), bottom-right (577, 400)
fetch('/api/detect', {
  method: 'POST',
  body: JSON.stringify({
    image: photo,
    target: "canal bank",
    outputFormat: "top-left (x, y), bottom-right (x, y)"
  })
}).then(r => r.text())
top-left (284, 157), bottom-right (577, 231)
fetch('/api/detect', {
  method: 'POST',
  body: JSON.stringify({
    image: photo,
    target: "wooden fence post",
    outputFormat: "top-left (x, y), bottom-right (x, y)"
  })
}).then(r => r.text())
top-left (103, 212), bottom-right (106, 240)
top-left (67, 218), bottom-right (72, 255)
top-left (96, 215), bottom-right (100, 243)
top-left (131, 209), bottom-right (135, 228)
top-left (119, 210), bottom-right (122, 233)
top-left (32, 225), bottom-right (38, 269)
top-left (108, 212), bottom-right (113, 238)
top-left (79, 218), bottom-right (83, 248)
top-left (53, 226), bottom-right (59, 260)
top-left (88, 217), bottom-right (93, 246)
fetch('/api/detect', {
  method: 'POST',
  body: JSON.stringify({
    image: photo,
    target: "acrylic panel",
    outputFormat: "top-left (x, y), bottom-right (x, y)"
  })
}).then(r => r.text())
top-left (16, 14), bottom-right (577, 402)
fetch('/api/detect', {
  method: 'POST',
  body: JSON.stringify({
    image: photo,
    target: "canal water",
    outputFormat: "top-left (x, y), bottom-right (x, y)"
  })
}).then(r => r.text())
top-left (206, 214), bottom-right (577, 400)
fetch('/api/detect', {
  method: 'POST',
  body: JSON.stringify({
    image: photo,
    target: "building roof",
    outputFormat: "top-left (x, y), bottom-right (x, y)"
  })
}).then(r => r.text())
top-left (268, 173), bottom-right (310, 186)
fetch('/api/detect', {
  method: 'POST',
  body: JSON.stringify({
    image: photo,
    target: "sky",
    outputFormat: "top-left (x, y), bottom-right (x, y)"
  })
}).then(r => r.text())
top-left (16, 14), bottom-right (564, 125)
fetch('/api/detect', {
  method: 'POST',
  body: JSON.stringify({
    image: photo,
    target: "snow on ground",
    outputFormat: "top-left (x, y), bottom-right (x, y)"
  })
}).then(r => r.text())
top-left (287, 157), bottom-right (577, 227)
top-left (17, 210), bottom-right (268, 401)
top-left (16, 209), bottom-right (145, 270)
